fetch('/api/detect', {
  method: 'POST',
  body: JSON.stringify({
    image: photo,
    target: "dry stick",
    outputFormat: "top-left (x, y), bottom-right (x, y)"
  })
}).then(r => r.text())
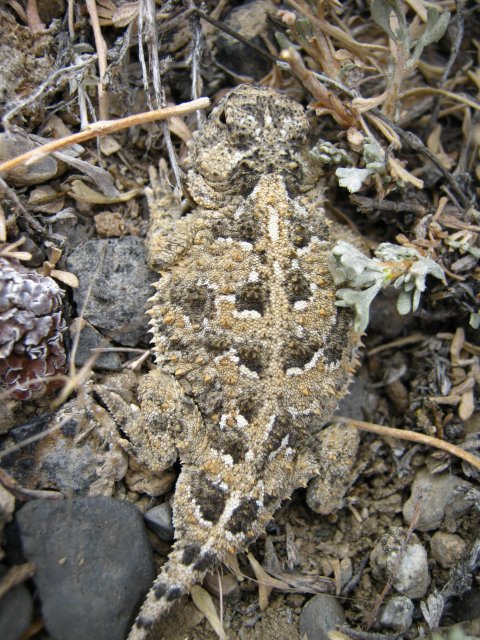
top-left (336, 417), bottom-right (480, 471)
top-left (86, 0), bottom-right (109, 120)
top-left (0, 468), bottom-right (62, 501)
top-left (280, 48), bottom-right (357, 129)
top-left (186, 0), bottom-right (207, 129)
top-left (139, 0), bottom-right (183, 190)
top-left (0, 562), bottom-right (36, 600)
top-left (424, 0), bottom-right (465, 138)
top-left (0, 98), bottom-right (210, 175)
top-left (371, 111), bottom-right (472, 210)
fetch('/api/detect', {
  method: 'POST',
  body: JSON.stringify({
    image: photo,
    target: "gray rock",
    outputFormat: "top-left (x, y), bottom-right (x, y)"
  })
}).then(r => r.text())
top-left (0, 565), bottom-right (33, 640)
top-left (144, 502), bottom-right (175, 541)
top-left (3, 403), bottom-right (126, 497)
top-left (0, 133), bottom-right (65, 186)
top-left (67, 238), bottom-right (156, 347)
top-left (370, 528), bottom-right (430, 599)
top-left (215, 1), bottom-right (273, 80)
top-left (299, 594), bottom-right (346, 640)
top-left (430, 531), bottom-right (467, 568)
top-left (17, 497), bottom-right (155, 640)
top-left (403, 469), bottom-right (475, 532)
top-left (70, 321), bottom-right (122, 371)
top-left (378, 595), bottom-right (414, 630)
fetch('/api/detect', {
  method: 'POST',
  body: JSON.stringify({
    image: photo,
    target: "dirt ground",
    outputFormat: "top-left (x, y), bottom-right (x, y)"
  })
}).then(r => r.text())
top-left (0, 2), bottom-right (479, 640)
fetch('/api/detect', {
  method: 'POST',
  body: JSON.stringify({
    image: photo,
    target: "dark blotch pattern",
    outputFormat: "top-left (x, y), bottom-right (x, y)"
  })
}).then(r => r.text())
top-left (291, 223), bottom-right (310, 248)
top-left (236, 282), bottom-right (268, 315)
top-left (205, 335), bottom-right (230, 352)
top-left (193, 551), bottom-right (217, 571)
top-left (227, 497), bottom-right (258, 535)
top-left (181, 544), bottom-right (202, 566)
top-left (192, 474), bottom-right (228, 523)
top-left (136, 616), bottom-right (153, 629)
top-left (172, 284), bottom-right (213, 319)
top-left (166, 586), bottom-right (184, 601)
top-left (237, 344), bottom-right (263, 374)
top-left (264, 415), bottom-right (296, 456)
top-left (324, 308), bottom-right (351, 364)
top-left (283, 338), bottom-right (318, 370)
top-left (287, 271), bottom-right (311, 304)
top-left (153, 582), bottom-right (167, 599)
top-left (237, 218), bottom-right (258, 242)
top-left (237, 395), bottom-right (259, 421)
top-left (216, 431), bottom-right (248, 463)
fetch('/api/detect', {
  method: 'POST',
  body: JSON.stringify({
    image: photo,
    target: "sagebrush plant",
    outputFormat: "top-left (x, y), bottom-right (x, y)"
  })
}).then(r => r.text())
top-left (328, 241), bottom-right (446, 333)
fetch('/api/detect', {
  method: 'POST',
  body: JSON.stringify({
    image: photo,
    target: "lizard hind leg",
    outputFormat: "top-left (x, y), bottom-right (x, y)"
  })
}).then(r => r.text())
top-left (127, 541), bottom-right (219, 640)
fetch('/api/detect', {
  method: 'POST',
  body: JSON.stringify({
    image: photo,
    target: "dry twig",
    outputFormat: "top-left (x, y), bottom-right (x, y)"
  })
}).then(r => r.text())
top-left (0, 99), bottom-right (209, 176)
top-left (337, 417), bottom-right (480, 471)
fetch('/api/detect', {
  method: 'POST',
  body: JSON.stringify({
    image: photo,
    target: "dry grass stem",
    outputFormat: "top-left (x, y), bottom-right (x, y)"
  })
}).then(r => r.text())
top-left (86, 0), bottom-right (109, 120)
top-left (337, 417), bottom-right (480, 471)
top-left (0, 562), bottom-right (36, 600)
top-left (0, 98), bottom-right (209, 175)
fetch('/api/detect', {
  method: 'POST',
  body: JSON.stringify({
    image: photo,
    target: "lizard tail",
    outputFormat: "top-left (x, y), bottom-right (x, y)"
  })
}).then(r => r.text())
top-left (127, 543), bottom-right (218, 640)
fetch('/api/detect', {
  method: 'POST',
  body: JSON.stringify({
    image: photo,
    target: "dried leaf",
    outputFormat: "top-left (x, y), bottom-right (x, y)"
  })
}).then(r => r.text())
top-left (387, 157), bottom-right (424, 189)
top-left (190, 585), bottom-right (226, 640)
top-left (69, 180), bottom-right (142, 204)
top-left (459, 388), bottom-right (474, 421)
top-left (351, 92), bottom-right (387, 113)
top-left (248, 552), bottom-right (273, 611)
top-left (51, 269), bottom-right (79, 288)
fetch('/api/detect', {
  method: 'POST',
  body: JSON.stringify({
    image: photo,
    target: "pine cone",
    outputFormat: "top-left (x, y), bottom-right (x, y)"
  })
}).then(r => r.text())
top-left (0, 257), bottom-right (67, 400)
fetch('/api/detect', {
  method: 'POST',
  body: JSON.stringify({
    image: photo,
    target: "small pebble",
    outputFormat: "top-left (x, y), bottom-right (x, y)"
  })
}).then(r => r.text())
top-left (430, 531), bottom-right (467, 568)
top-left (144, 501), bottom-right (175, 541)
top-left (0, 133), bottom-right (65, 186)
top-left (17, 497), bottom-right (155, 640)
top-left (203, 571), bottom-right (239, 598)
top-left (94, 211), bottom-right (125, 238)
top-left (299, 594), bottom-right (346, 640)
top-left (378, 595), bottom-right (414, 630)
top-left (403, 469), bottom-right (474, 531)
top-left (370, 528), bottom-right (430, 598)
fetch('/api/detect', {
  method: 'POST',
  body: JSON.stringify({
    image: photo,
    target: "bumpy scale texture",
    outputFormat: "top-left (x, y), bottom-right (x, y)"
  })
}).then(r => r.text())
top-left (127, 85), bottom-right (359, 639)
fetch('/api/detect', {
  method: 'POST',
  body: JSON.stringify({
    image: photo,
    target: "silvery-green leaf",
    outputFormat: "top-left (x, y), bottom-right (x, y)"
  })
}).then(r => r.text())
top-left (470, 312), bottom-right (480, 330)
top-left (396, 290), bottom-right (412, 315)
top-left (370, 0), bottom-right (396, 40)
top-left (336, 167), bottom-right (374, 193)
top-left (336, 283), bottom-right (382, 333)
top-left (411, 9), bottom-right (450, 62)
top-left (412, 288), bottom-right (421, 312)
top-left (363, 138), bottom-right (385, 165)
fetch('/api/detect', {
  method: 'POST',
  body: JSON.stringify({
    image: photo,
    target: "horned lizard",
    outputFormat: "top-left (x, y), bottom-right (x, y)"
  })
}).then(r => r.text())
top-left (126, 84), bottom-right (359, 639)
